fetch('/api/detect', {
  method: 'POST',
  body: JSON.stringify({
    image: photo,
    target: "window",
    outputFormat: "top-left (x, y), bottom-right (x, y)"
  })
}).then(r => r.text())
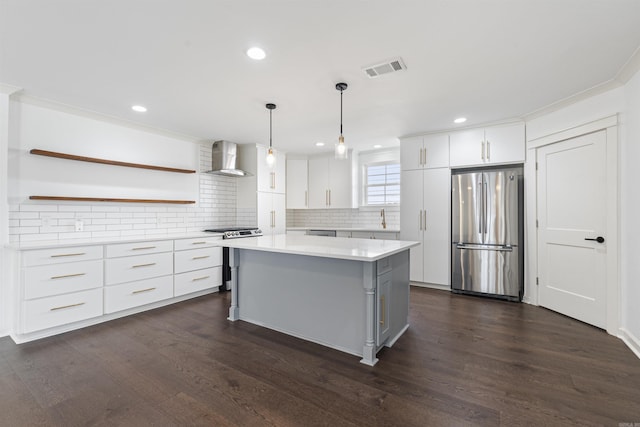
top-left (364, 162), bottom-right (400, 205)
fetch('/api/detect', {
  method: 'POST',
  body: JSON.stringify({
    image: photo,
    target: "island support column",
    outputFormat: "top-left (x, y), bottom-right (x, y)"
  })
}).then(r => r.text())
top-left (361, 261), bottom-right (378, 366)
top-left (227, 247), bottom-right (239, 321)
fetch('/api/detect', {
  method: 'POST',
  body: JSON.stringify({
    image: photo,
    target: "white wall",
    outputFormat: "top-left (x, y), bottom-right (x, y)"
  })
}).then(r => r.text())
top-left (621, 70), bottom-right (640, 348)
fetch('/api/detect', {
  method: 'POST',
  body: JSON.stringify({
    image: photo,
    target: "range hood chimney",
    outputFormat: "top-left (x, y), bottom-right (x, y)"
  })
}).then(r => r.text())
top-left (206, 140), bottom-right (252, 177)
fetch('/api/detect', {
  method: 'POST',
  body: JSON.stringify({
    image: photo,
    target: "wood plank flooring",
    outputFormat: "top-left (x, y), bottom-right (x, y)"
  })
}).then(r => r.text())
top-left (1, 287), bottom-right (639, 426)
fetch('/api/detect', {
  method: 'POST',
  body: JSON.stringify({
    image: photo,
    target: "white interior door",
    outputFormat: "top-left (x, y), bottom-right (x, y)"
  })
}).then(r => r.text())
top-left (537, 131), bottom-right (607, 328)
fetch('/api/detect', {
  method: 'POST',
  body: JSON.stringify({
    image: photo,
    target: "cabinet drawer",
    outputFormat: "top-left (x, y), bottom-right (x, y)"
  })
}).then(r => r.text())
top-left (174, 267), bottom-right (222, 297)
top-left (174, 236), bottom-right (222, 251)
top-left (104, 275), bottom-right (173, 314)
top-left (105, 240), bottom-right (173, 258)
top-left (23, 245), bottom-right (103, 267)
top-left (24, 260), bottom-right (103, 300)
top-left (22, 288), bottom-right (103, 334)
top-left (174, 247), bottom-right (222, 274)
top-left (377, 256), bottom-right (392, 275)
top-left (105, 252), bottom-right (173, 285)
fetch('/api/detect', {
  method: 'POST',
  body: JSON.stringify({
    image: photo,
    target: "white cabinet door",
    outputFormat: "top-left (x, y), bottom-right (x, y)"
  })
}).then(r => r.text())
top-left (308, 157), bottom-right (329, 208)
top-left (423, 134), bottom-right (449, 169)
top-left (272, 193), bottom-right (286, 234)
top-left (327, 157), bottom-right (353, 208)
top-left (256, 146), bottom-right (286, 193)
top-left (484, 123), bottom-right (525, 165)
top-left (400, 169), bottom-right (424, 282)
top-left (257, 191), bottom-right (274, 234)
top-left (422, 168), bottom-right (450, 286)
top-left (449, 128), bottom-right (485, 167)
top-left (400, 136), bottom-right (423, 171)
top-left (286, 159), bottom-right (308, 209)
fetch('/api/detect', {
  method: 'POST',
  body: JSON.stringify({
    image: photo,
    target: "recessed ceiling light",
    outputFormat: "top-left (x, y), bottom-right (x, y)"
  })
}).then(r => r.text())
top-left (131, 105), bottom-right (147, 113)
top-left (373, 144), bottom-right (382, 148)
top-left (315, 142), bottom-right (325, 147)
top-left (454, 117), bottom-right (467, 124)
top-left (246, 47), bottom-right (266, 60)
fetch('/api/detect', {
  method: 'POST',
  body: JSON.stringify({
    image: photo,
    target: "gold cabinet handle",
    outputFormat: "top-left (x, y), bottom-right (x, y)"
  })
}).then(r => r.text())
top-left (486, 140), bottom-right (490, 161)
top-left (192, 275), bottom-right (210, 282)
top-left (132, 263), bottom-right (156, 268)
top-left (51, 252), bottom-right (86, 258)
top-left (192, 255), bottom-right (210, 260)
top-left (51, 302), bottom-right (85, 311)
top-left (50, 272), bottom-right (86, 280)
top-left (419, 210), bottom-right (423, 231)
top-left (132, 246), bottom-right (156, 251)
top-left (380, 295), bottom-right (385, 325)
top-left (132, 287), bottom-right (156, 294)
top-left (191, 241), bottom-right (207, 245)
top-left (481, 140), bottom-right (485, 160)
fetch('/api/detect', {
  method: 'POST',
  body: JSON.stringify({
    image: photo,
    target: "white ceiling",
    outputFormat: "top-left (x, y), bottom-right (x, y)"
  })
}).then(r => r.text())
top-left (2, 1), bottom-right (640, 155)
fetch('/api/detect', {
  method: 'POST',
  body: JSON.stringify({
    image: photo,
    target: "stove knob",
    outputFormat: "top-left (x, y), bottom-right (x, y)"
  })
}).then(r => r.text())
top-left (256, 229), bottom-right (262, 234)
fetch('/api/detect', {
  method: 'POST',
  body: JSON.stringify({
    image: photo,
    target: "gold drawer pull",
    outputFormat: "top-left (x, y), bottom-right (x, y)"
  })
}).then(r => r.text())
top-left (51, 302), bottom-right (85, 311)
top-left (132, 287), bottom-right (156, 294)
top-left (51, 252), bottom-right (86, 258)
top-left (192, 255), bottom-right (210, 260)
top-left (192, 275), bottom-right (210, 282)
top-left (132, 246), bottom-right (156, 250)
top-left (191, 241), bottom-right (207, 245)
top-left (132, 263), bottom-right (156, 268)
top-left (380, 295), bottom-right (386, 325)
top-left (50, 273), bottom-right (86, 280)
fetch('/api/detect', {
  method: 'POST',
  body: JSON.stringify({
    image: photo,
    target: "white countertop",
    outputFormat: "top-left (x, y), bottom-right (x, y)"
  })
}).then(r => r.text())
top-left (7, 232), bottom-right (223, 250)
top-left (221, 234), bottom-right (418, 262)
top-left (287, 227), bottom-right (401, 233)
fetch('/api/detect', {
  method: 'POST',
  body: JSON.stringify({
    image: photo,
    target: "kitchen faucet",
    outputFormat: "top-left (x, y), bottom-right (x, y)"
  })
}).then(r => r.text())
top-left (380, 208), bottom-right (387, 229)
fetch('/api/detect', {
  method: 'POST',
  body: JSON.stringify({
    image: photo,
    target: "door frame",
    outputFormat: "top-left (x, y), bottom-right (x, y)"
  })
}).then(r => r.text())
top-left (525, 115), bottom-right (619, 335)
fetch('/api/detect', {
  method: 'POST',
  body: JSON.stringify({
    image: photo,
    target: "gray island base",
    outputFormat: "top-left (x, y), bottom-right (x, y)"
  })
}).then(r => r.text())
top-left (222, 234), bottom-right (419, 366)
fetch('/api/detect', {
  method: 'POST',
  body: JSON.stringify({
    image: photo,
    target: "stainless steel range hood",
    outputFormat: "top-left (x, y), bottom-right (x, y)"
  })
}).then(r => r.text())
top-left (206, 140), bottom-right (252, 177)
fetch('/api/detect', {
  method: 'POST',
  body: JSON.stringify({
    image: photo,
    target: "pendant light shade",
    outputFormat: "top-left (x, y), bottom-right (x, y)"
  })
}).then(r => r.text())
top-left (265, 103), bottom-right (276, 168)
top-left (335, 82), bottom-right (348, 160)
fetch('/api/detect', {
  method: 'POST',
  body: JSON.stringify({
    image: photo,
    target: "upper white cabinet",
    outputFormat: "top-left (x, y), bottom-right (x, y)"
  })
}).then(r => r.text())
top-left (400, 134), bottom-right (449, 170)
top-left (256, 145), bottom-right (286, 194)
top-left (237, 144), bottom-right (287, 231)
top-left (286, 159), bottom-right (308, 209)
top-left (449, 122), bottom-right (525, 168)
top-left (308, 153), bottom-right (357, 209)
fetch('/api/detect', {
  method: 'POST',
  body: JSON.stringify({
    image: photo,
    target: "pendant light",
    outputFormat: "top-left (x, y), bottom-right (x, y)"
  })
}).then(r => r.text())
top-left (265, 103), bottom-right (276, 168)
top-left (335, 82), bottom-right (348, 160)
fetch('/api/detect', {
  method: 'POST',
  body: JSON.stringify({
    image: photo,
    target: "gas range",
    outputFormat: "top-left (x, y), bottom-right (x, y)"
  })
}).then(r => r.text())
top-left (204, 226), bottom-right (263, 239)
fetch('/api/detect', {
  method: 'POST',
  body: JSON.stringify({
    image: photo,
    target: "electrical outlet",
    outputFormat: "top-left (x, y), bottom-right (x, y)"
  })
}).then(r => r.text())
top-left (75, 219), bottom-right (84, 232)
top-left (41, 216), bottom-right (51, 228)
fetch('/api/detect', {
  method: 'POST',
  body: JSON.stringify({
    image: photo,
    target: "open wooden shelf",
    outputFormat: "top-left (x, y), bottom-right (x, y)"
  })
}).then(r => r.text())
top-left (30, 149), bottom-right (196, 174)
top-left (29, 196), bottom-right (195, 204)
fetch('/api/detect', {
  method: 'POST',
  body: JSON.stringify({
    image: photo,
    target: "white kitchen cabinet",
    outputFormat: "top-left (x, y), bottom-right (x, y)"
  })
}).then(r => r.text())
top-left (449, 122), bottom-right (525, 167)
top-left (258, 192), bottom-right (286, 235)
top-left (308, 153), bottom-right (357, 209)
top-left (237, 144), bottom-right (287, 231)
top-left (286, 158), bottom-right (308, 209)
top-left (400, 167), bottom-right (450, 287)
top-left (173, 236), bottom-right (222, 297)
top-left (400, 134), bottom-right (449, 171)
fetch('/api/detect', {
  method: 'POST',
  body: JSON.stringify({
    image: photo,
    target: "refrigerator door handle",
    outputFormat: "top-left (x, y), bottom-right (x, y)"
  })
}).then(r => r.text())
top-left (477, 181), bottom-right (483, 236)
top-left (484, 181), bottom-right (488, 237)
top-left (456, 243), bottom-right (514, 252)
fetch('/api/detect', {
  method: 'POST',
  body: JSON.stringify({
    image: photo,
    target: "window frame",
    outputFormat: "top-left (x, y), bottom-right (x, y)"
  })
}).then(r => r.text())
top-left (362, 160), bottom-right (401, 206)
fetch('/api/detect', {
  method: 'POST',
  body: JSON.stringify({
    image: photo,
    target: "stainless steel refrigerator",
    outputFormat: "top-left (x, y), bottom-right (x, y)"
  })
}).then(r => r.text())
top-left (451, 166), bottom-right (524, 301)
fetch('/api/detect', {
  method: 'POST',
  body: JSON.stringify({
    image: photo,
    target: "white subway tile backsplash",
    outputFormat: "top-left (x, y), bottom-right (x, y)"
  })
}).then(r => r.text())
top-left (10, 142), bottom-right (239, 242)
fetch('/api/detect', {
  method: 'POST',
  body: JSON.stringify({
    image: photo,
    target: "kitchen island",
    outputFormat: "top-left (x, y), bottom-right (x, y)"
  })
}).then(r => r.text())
top-left (221, 234), bottom-right (419, 366)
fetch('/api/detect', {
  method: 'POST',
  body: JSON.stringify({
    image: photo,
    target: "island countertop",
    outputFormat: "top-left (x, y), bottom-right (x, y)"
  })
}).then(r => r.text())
top-left (220, 234), bottom-right (419, 262)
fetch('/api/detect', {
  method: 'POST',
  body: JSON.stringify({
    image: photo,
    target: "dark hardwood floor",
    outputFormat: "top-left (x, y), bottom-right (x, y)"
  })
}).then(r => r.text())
top-left (1, 287), bottom-right (639, 426)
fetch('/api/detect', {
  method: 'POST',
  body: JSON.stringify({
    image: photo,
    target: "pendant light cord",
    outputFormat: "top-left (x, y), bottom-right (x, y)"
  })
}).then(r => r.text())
top-left (340, 89), bottom-right (343, 135)
top-left (269, 109), bottom-right (273, 148)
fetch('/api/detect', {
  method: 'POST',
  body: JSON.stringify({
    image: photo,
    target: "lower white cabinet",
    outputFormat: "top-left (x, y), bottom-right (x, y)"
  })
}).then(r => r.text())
top-left (13, 235), bottom-right (223, 342)
top-left (400, 167), bottom-right (450, 286)
top-left (104, 276), bottom-right (174, 314)
top-left (22, 288), bottom-right (103, 334)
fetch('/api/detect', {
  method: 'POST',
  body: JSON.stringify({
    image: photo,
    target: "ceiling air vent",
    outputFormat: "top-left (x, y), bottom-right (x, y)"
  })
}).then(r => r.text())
top-left (362, 57), bottom-right (407, 78)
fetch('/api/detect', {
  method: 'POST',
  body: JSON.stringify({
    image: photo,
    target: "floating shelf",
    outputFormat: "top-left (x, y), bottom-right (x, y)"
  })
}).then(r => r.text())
top-left (29, 196), bottom-right (195, 204)
top-left (30, 149), bottom-right (196, 174)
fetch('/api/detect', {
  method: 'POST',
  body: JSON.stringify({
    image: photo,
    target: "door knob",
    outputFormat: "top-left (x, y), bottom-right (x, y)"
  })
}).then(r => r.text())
top-left (584, 236), bottom-right (605, 243)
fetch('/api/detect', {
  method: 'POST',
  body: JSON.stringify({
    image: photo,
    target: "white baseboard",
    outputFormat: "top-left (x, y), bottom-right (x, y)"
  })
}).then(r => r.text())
top-left (619, 328), bottom-right (640, 360)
